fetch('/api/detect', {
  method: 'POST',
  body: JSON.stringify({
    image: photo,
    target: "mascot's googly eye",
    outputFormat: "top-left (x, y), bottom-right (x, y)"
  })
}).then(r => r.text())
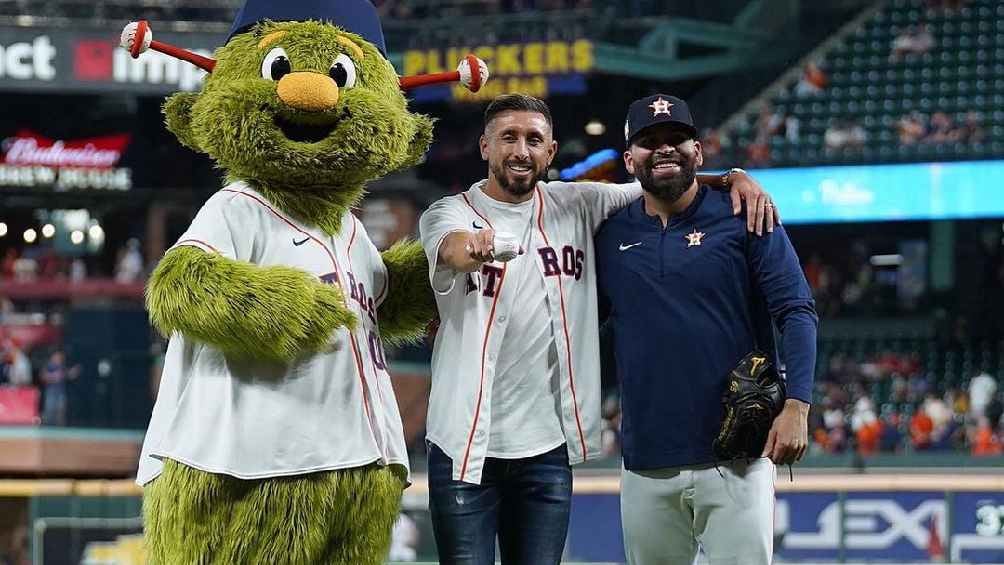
top-left (329, 54), bottom-right (357, 89)
top-left (261, 47), bottom-right (292, 80)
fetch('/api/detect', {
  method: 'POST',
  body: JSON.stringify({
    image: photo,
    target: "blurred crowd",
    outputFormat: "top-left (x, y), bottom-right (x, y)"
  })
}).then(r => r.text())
top-left (0, 334), bottom-right (79, 426)
top-left (0, 238), bottom-right (146, 283)
top-left (595, 353), bottom-right (1003, 460)
top-left (812, 353), bottom-right (1002, 456)
top-left (715, 0), bottom-right (991, 169)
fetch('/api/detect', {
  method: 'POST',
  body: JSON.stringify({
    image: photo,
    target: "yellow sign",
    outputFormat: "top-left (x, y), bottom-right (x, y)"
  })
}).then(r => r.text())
top-left (83, 534), bottom-right (146, 564)
top-left (404, 39), bottom-right (592, 81)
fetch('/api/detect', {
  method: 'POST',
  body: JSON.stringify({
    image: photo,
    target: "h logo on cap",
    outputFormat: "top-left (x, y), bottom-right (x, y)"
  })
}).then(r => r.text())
top-left (649, 97), bottom-right (673, 117)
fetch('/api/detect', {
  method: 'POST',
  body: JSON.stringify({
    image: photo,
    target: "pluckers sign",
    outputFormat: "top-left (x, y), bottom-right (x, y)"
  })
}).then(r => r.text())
top-left (0, 130), bottom-right (132, 191)
top-left (402, 40), bottom-right (593, 103)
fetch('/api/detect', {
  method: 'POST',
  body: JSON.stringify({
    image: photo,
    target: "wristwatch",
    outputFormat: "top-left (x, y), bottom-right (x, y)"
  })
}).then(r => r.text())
top-left (721, 167), bottom-right (747, 186)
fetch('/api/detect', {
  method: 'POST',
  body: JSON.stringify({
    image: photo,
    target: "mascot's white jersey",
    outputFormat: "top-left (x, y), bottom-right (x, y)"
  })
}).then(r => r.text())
top-left (419, 179), bottom-right (641, 484)
top-left (137, 182), bottom-right (408, 484)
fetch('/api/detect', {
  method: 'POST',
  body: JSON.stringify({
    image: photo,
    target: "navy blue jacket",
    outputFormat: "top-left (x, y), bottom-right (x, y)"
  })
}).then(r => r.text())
top-left (596, 186), bottom-right (818, 470)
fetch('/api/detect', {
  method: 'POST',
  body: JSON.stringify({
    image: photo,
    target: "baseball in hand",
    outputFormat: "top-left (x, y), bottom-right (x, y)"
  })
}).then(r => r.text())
top-left (493, 231), bottom-right (522, 262)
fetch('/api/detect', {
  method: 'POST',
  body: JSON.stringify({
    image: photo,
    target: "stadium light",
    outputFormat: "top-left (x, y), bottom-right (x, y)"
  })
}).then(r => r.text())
top-left (41, 224), bottom-right (55, 238)
top-left (869, 254), bottom-right (903, 267)
top-left (0, 222), bottom-right (6, 237)
top-left (23, 229), bottom-right (37, 244)
top-left (585, 120), bottom-right (605, 136)
top-left (70, 230), bottom-right (85, 245)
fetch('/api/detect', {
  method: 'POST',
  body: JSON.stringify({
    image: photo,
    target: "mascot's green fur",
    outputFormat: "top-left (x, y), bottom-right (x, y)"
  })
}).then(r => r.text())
top-left (140, 17), bottom-right (436, 565)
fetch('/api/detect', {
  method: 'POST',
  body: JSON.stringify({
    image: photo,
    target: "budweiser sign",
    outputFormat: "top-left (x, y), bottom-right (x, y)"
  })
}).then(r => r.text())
top-left (1, 130), bottom-right (130, 168)
top-left (0, 130), bottom-right (133, 191)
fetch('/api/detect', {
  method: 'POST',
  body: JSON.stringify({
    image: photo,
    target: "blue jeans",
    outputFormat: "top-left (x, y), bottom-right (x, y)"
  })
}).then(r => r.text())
top-left (427, 442), bottom-right (572, 565)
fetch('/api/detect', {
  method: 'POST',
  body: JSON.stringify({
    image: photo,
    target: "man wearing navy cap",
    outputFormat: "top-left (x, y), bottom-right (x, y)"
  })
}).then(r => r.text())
top-left (596, 94), bottom-right (818, 564)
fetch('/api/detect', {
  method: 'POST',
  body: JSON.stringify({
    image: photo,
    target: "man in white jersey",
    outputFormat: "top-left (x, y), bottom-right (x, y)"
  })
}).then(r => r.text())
top-left (137, 182), bottom-right (408, 488)
top-left (418, 94), bottom-right (777, 564)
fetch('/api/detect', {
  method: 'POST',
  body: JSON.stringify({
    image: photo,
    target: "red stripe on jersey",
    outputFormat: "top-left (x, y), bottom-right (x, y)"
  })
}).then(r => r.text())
top-left (534, 186), bottom-right (588, 460)
top-left (458, 193), bottom-right (505, 481)
top-left (175, 239), bottom-right (221, 254)
top-left (461, 193), bottom-right (493, 228)
top-left (342, 213), bottom-right (392, 441)
top-left (220, 189), bottom-right (377, 429)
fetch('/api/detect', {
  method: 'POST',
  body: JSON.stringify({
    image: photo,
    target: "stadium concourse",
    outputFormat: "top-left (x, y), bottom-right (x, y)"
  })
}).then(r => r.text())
top-left (1, 0), bottom-right (1003, 563)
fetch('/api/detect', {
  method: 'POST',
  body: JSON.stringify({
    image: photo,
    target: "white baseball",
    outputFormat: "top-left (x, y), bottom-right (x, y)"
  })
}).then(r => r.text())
top-left (457, 57), bottom-right (490, 91)
top-left (493, 231), bottom-right (521, 262)
top-left (120, 22), bottom-right (152, 53)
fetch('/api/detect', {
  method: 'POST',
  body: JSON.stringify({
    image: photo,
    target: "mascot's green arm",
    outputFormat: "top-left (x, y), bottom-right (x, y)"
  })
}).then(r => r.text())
top-left (377, 239), bottom-right (436, 347)
top-left (147, 245), bottom-right (357, 363)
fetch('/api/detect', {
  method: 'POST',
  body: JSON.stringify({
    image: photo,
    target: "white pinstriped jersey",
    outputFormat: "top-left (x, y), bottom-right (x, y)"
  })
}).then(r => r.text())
top-left (137, 182), bottom-right (408, 485)
top-left (419, 179), bottom-right (641, 484)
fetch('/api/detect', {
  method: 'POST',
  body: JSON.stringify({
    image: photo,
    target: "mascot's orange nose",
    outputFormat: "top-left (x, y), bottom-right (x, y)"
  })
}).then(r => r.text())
top-left (277, 72), bottom-right (340, 112)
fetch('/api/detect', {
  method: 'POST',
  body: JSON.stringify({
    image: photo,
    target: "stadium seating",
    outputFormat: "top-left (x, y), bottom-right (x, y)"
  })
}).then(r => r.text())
top-left (727, 0), bottom-right (1004, 167)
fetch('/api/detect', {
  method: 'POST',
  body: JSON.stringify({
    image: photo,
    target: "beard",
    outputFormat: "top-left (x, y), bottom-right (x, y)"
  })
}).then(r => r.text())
top-left (490, 159), bottom-right (544, 197)
top-left (635, 153), bottom-right (697, 203)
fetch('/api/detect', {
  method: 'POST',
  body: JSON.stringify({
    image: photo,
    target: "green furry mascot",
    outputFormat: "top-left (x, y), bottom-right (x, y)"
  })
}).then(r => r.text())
top-left (123, 1), bottom-right (476, 562)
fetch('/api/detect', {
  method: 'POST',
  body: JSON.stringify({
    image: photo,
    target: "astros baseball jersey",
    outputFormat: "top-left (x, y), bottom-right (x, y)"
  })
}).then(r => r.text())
top-left (137, 181), bottom-right (408, 485)
top-left (419, 179), bottom-right (641, 484)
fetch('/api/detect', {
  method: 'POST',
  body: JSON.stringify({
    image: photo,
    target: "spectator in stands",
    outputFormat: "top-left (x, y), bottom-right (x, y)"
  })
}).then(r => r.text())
top-left (970, 416), bottom-right (1002, 456)
top-left (925, 112), bottom-right (959, 143)
top-left (40, 350), bottom-right (79, 426)
top-left (897, 112), bottom-right (928, 145)
top-left (114, 237), bottom-right (145, 282)
top-left (70, 257), bottom-right (87, 282)
top-left (878, 406), bottom-right (903, 452)
top-left (986, 393), bottom-right (1004, 430)
top-left (851, 397), bottom-right (882, 455)
top-left (824, 118), bottom-right (867, 152)
top-left (889, 25), bottom-right (934, 62)
top-left (699, 128), bottom-right (729, 170)
top-left (0, 337), bottom-right (31, 387)
top-left (909, 401), bottom-right (935, 450)
top-left (958, 111), bottom-right (986, 143)
top-left (745, 142), bottom-right (771, 168)
top-left (0, 249), bottom-right (17, 280)
top-left (970, 371), bottom-right (998, 419)
top-left (794, 61), bottom-right (828, 97)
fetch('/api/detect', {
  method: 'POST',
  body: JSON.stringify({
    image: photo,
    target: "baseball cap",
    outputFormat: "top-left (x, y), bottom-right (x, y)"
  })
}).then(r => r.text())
top-left (624, 94), bottom-right (697, 144)
top-left (227, 0), bottom-right (387, 55)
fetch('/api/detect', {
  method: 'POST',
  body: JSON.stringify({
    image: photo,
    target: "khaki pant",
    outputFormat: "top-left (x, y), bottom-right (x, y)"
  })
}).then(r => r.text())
top-left (621, 458), bottom-right (775, 565)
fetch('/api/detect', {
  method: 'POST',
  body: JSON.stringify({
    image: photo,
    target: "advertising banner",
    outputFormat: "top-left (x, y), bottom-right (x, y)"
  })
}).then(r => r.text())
top-left (0, 26), bottom-right (222, 95)
top-left (562, 490), bottom-right (1004, 563)
top-left (750, 160), bottom-right (1004, 224)
top-left (0, 129), bottom-right (133, 191)
top-left (402, 40), bottom-right (593, 103)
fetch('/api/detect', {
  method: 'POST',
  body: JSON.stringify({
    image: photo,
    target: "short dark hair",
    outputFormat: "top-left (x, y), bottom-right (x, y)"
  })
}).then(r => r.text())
top-left (484, 94), bottom-right (553, 131)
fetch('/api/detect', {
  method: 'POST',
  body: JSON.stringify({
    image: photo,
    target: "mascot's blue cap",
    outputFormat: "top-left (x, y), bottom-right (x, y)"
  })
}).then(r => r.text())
top-left (227, 0), bottom-right (386, 55)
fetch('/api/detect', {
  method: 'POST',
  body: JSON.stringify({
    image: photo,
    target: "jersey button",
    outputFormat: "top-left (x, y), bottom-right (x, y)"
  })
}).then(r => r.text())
top-left (497, 314), bottom-right (507, 323)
